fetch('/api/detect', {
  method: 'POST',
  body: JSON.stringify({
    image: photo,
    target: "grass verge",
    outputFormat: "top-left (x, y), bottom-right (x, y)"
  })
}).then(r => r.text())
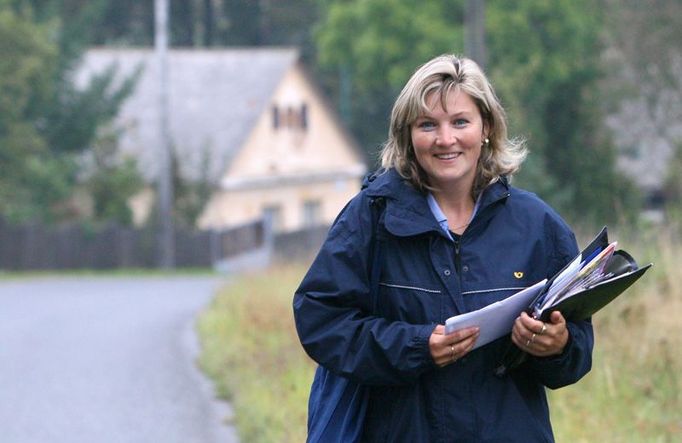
top-left (196, 265), bottom-right (315, 443)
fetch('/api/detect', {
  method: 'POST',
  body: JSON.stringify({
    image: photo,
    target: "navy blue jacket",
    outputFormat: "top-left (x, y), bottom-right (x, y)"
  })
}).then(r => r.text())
top-left (293, 169), bottom-right (593, 442)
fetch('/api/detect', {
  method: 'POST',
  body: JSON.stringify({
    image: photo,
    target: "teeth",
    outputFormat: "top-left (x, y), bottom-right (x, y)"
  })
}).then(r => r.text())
top-left (436, 152), bottom-right (459, 160)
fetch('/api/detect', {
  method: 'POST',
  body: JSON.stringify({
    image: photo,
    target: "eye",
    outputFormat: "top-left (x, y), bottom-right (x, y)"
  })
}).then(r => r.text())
top-left (416, 120), bottom-right (436, 130)
top-left (452, 118), bottom-right (469, 128)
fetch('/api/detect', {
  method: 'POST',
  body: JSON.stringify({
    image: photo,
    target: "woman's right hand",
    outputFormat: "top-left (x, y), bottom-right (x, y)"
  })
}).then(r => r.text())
top-left (429, 324), bottom-right (480, 367)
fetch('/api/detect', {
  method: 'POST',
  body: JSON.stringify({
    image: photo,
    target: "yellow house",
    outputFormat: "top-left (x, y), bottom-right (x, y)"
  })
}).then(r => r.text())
top-left (77, 47), bottom-right (366, 232)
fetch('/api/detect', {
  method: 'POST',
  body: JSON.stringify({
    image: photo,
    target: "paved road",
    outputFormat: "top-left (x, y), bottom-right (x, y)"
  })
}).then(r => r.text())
top-left (0, 276), bottom-right (239, 443)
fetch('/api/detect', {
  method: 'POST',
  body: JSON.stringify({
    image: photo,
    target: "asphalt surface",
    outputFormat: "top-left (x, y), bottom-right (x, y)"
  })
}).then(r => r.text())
top-left (0, 276), bottom-right (239, 443)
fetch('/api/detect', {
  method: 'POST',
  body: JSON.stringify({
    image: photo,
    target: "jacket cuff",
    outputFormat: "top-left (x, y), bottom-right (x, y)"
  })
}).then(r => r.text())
top-left (414, 324), bottom-right (438, 368)
top-left (532, 330), bottom-right (574, 367)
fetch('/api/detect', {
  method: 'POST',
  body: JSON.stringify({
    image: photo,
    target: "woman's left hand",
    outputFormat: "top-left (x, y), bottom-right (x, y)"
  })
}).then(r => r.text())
top-left (511, 311), bottom-right (568, 357)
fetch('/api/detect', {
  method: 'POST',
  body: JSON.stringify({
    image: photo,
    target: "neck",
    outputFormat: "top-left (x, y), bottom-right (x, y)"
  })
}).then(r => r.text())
top-left (432, 189), bottom-right (475, 234)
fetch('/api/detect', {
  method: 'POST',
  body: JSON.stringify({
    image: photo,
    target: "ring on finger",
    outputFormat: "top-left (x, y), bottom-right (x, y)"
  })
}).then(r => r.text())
top-left (450, 344), bottom-right (456, 361)
top-left (526, 333), bottom-right (536, 348)
top-left (539, 323), bottom-right (547, 335)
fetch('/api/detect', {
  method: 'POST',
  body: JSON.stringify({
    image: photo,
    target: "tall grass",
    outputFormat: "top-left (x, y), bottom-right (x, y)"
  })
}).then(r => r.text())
top-left (550, 227), bottom-right (682, 442)
top-left (196, 265), bottom-right (315, 443)
top-left (197, 229), bottom-right (681, 442)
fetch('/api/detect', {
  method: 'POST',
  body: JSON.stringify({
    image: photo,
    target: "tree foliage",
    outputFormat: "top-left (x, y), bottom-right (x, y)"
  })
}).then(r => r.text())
top-left (315, 0), bottom-right (463, 158)
top-left (602, 0), bottom-right (682, 221)
top-left (0, 5), bottom-right (59, 220)
top-left (88, 0), bottom-right (320, 58)
top-left (0, 1), bottom-right (142, 223)
top-left (314, 0), bottom-right (639, 224)
top-left (486, 0), bottom-right (640, 223)
top-left (603, 0), bottom-right (682, 140)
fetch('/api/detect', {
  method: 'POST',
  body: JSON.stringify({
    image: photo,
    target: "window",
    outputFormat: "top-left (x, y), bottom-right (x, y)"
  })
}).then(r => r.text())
top-left (300, 103), bottom-right (308, 130)
top-left (302, 200), bottom-right (322, 228)
top-left (262, 205), bottom-right (283, 233)
top-left (272, 105), bottom-right (280, 129)
top-left (271, 102), bottom-right (308, 131)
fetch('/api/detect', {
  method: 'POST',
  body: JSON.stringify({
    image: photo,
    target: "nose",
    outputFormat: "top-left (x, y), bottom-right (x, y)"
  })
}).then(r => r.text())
top-left (435, 126), bottom-right (455, 147)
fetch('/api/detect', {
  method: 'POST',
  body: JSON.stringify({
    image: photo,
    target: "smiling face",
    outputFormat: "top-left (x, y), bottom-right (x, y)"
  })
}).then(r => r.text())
top-left (410, 89), bottom-right (487, 194)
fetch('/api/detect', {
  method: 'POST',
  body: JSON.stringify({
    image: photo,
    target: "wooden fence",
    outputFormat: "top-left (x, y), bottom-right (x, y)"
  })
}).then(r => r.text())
top-left (0, 217), bottom-right (266, 271)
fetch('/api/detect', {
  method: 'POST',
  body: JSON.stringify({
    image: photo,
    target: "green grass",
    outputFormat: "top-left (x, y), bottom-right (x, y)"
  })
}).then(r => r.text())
top-left (197, 229), bottom-right (682, 442)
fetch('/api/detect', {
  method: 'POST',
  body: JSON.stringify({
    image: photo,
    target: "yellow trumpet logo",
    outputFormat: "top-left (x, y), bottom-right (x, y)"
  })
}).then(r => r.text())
top-left (514, 272), bottom-right (524, 279)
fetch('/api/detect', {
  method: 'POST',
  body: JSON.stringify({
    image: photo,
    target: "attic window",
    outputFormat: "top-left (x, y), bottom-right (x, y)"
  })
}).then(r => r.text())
top-left (287, 107), bottom-right (296, 127)
top-left (271, 103), bottom-right (308, 131)
top-left (272, 105), bottom-right (280, 129)
top-left (301, 104), bottom-right (308, 130)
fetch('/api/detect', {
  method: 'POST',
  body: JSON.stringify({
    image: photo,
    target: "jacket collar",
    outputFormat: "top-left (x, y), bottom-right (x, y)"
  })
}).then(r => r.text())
top-left (363, 169), bottom-right (511, 239)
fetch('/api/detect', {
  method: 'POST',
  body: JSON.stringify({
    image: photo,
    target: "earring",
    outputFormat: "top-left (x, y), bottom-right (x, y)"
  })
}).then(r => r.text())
top-left (483, 138), bottom-right (490, 146)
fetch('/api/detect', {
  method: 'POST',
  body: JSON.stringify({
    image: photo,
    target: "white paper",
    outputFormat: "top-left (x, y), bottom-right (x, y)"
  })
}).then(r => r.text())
top-left (444, 279), bottom-right (547, 349)
top-left (535, 255), bottom-right (582, 314)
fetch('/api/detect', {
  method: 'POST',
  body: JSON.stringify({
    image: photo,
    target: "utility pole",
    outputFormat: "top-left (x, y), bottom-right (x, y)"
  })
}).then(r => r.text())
top-left (155, 0), bottom-right (175, 268)
top-left (465, 0), bottom-right (486, 70)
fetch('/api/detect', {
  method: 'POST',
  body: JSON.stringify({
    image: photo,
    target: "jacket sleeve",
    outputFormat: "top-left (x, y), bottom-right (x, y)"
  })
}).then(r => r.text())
top-left (524, 218), bottom-right (594, 388)
top-left (293, 193), bottom-right (436, 386)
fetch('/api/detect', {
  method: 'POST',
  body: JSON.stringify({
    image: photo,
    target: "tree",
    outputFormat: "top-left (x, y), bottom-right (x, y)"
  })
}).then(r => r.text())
top-left (87, 0), bottom-right (320, 56)
top-left (314, 0), bottom-right (639, 224)
top-left (315, 0), bottom-right (464, 161)
top-left (601, 0), bottom-right (682, 220)
top-left (603, 0), bottom-right (682, 147)
top-left (486, 0), bottom-right (640, 223)
top-left (82, 129), bottom-right (143, 225)
top-left (0, 5), bottom-right (60, 220)
top-left (0, 1), bottom-right (141, 223)
top-left (171, 148), bottom-right (212, 228)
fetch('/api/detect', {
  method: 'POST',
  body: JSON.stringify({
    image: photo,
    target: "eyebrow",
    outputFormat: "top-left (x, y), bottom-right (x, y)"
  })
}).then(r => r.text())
top-left (416, 109), bottom-right (474, 120)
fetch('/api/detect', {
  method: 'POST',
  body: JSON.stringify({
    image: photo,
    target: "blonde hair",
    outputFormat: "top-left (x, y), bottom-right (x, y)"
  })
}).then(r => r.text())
top-left (380, 54), bottom-right (527, 198)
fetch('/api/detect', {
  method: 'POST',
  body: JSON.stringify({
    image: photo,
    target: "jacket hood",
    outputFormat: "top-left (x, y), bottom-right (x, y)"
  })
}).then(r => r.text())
top-left (362, 169), bottom-right (440, 238)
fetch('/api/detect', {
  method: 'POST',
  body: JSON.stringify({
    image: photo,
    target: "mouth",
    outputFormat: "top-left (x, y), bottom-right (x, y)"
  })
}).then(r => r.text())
top-left (434, 152), bottom-right (462, 160)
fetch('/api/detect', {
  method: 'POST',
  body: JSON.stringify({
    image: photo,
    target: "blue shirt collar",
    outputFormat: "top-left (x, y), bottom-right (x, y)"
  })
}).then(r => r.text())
top-left (427, 193), bottom-right (482, 241)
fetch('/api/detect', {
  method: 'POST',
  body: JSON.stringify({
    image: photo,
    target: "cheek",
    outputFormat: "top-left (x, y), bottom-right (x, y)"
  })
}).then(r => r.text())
top-left (411, 131), bottom-right (431, 153)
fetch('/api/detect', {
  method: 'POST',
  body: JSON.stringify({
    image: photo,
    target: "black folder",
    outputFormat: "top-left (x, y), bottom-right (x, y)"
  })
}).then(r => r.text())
top-left (494, 226), bottom-right (652, 376)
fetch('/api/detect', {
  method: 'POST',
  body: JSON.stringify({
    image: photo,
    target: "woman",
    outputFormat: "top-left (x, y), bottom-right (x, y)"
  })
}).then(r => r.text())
top-left (293, 54), bottom-right (593, 442)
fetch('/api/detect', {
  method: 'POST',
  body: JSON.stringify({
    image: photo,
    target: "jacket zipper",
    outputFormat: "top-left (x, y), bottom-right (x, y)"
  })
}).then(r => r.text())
top-left (454, 236), bottom-right (462, 279)
top-left (453, 191), bottom-right (510, 284)
top-left (455, 236), bottom-right (462, 290)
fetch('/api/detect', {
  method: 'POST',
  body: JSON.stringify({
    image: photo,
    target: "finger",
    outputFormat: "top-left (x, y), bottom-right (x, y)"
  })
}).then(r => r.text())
top-left (549, 310), bottom-right (566, 326)
top-left (518, 311), bottom-right (545, 333)
top-left (512, 315), bottom-right (535, 343)
top-left (459, 332), bottom-right (479, 356)
top-left (432, 324), bottom-right (445, 335)
top-left (446, 325), bottom-right (479, 339)
top-left (441, 330), bottom-right (480, 366)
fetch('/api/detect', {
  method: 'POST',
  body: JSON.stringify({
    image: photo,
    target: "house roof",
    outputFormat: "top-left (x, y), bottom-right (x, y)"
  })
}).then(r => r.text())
top-left (75, 47), bottom-right (300, 183)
